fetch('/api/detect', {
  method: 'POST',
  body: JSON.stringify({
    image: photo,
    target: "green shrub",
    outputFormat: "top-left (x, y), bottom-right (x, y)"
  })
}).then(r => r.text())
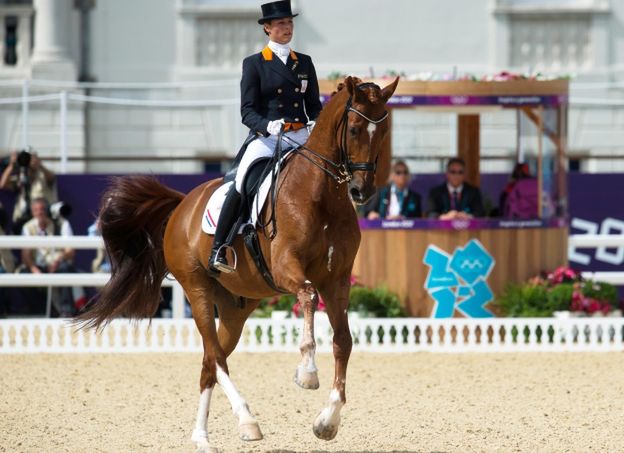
top-left (495, 283), bottom-right (551, 317)
top-left (545, 283), bottom-right (574, 313)
top-left (349, 285), bottom-right (406, 318)
top-left (253, 294), bottom-right (296, 318)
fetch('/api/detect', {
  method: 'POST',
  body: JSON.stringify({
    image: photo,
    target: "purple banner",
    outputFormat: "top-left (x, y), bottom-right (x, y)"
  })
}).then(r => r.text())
top-left (359, 217), bottom-right (566, 230)
top-left (567, 173), bottom-right (624, 273)
top-left (320, 94), bottom-right (568, 107)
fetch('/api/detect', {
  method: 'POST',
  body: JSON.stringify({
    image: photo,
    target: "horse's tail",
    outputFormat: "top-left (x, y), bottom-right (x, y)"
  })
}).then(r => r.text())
top-left (76, 176), bottom-right (184, 329)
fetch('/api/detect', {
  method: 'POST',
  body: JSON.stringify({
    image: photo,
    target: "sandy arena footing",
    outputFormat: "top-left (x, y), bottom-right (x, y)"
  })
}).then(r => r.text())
top-left (1, 352), bottom-right (624, 452)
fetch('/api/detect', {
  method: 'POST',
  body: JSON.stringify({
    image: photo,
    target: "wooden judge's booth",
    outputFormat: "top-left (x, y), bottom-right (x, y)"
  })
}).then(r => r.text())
top-left (319, 79), bottom-right (569, 317)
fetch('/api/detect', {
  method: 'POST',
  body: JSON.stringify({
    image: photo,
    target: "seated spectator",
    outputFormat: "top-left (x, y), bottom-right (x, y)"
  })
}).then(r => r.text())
top-left (0, 149), bottom-right (57, 234)
top-left (363, 160), bottom-right (422, 219)
top-left (427, 157), bottom-right (485, 220)
top-left (502, 163), bottom-right (539, 219)
top-left (18, 197), bottom-right (78, 317)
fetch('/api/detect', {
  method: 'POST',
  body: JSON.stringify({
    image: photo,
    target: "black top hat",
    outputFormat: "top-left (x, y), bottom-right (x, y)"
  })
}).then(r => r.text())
top-left (258, 0), bottom-right (298, 24)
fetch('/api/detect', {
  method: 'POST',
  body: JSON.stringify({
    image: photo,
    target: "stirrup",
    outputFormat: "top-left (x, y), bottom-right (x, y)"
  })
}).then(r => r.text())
top-left (212, 244), bottom-right (237, 274)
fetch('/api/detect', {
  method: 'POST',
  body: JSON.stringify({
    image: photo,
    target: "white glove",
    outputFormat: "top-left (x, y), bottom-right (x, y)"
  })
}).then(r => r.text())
top-left (267, 119), bottom-right (285, 136)
top-left (306, 120), bottom-right (316, 132)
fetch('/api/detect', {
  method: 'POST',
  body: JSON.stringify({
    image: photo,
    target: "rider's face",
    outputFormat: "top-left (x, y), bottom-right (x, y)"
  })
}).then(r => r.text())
top-left (264, 17), bottom-right (294, 45)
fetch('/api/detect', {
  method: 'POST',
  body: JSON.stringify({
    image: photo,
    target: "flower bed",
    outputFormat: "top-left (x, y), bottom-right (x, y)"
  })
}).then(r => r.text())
top-left (495, 267), bottom-right (620, 318)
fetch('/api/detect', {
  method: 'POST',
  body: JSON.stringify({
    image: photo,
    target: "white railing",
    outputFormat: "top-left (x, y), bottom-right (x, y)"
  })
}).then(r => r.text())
top-left (568, 234), bottom-right (624, 285)
top-left (1, 316), bottom-right (624, 354)
top-left (3, 77), bottom-right (624, 172)
top-left (0, 235), bottom-right (187, 318)
top-left (0, 83), bottom-right (239, 173)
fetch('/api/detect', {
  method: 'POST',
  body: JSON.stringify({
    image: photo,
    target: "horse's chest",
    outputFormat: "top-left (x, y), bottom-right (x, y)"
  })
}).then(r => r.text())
top-left (316, 225), bottom-right (355, 274)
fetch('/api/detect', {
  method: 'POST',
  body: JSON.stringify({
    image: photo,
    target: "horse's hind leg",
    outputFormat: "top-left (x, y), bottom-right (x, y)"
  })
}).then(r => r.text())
top-left (183, 275), bottom-right (262, 451)
top-left (214, 297), bottom-right (265, 440)
top-left (312, 274), bottom-right (353, 441)
top-left (294, 283), bottom-right (320, 390)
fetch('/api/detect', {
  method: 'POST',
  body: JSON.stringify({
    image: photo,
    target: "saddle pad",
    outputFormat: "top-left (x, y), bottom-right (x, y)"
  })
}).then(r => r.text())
top-left (201, 151), bottom-right (292, 235)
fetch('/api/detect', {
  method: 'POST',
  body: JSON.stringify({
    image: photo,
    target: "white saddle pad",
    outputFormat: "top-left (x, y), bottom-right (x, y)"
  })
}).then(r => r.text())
top-left (201, 152), bottom-right (292, 235)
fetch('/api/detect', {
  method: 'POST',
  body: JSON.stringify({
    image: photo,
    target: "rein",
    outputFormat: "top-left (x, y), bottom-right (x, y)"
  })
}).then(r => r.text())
top-left (283, 82), bottom-right (388, 185)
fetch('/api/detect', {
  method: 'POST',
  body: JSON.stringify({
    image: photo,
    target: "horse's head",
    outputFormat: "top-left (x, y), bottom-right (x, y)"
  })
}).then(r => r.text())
top-left (339, 76), bottom-right (399, 204)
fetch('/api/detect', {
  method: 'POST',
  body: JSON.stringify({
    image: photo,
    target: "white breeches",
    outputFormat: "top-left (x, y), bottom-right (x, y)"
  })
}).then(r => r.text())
top-left (235, 128), bottom-right (309, 193)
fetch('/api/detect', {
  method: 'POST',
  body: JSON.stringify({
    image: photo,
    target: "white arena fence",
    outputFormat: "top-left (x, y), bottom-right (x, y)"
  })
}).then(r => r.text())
top-left (0, 234), bottom-right (621, 354)
top-left (2, 316), bottom-right (624, 354)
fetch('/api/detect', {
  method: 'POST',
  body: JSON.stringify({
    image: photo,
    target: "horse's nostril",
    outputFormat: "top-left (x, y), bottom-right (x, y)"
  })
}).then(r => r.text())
top-left (350, 188), bottom-right (363, 202)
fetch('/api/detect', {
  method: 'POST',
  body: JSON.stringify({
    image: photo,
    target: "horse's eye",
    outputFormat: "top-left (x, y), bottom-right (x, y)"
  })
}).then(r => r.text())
top-left (349, 126), bottom-right (359, 137)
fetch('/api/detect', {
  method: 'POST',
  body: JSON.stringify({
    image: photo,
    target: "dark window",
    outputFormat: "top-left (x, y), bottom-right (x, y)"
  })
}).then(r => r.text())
top-left (4, 15), bottom-right (17, 66)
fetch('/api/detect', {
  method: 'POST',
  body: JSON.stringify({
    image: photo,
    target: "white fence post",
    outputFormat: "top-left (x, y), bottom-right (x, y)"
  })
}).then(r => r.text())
top-left (21, 79), bottom-right (29, 149)
top-left (171, 281), bottom-right (186, 319)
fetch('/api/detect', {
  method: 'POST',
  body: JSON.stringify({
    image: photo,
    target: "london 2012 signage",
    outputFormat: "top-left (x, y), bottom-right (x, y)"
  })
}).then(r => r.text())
top-left (423, 239), bottom-right (495, 318)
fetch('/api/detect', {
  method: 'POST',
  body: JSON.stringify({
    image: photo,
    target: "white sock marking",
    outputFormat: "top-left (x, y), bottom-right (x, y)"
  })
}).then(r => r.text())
top-left (216, 365), bottom-right (256, 426)
top-left (191, 387), bottom-right (213, 443)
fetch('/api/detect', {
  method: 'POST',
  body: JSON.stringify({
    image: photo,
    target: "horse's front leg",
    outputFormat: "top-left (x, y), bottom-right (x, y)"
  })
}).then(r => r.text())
top-left (294, 281), bottom-right (320, 389)
top-left (313, 276), bottom-right (352, 440)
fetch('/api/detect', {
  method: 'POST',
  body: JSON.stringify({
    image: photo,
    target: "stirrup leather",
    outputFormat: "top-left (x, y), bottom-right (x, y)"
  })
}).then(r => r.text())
top-left (212, 243), bottom-right (238, 274)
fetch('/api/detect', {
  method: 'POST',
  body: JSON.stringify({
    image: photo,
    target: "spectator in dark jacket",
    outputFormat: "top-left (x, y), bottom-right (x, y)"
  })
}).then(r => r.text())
top-left (427, 157), bottom-right (485, 219)
top-left (364, 160), bottom-right (422, 219)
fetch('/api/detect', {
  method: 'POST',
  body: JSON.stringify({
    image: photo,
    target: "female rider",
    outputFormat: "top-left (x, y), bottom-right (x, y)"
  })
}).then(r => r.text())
top-left (209, 0), bottom-right (322, 273)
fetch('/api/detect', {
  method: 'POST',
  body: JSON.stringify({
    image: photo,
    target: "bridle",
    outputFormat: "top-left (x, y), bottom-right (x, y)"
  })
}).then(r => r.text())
top-left (282, 82), bottom-right (388, 185)
top-left (258, 83), bottom-right (388, 241)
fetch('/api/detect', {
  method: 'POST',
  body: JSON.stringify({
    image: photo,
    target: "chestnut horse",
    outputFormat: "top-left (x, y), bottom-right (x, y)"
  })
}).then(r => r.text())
top-left (78, 76), bottom-right (398, 452)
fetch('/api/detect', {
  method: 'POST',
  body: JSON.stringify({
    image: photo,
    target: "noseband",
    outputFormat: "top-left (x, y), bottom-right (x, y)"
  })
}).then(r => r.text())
top-left (282, 82), bottom-right (388, 185)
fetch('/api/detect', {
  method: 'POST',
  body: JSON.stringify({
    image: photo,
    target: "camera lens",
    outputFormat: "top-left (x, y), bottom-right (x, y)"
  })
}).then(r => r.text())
top-left (16, 150), bottom-right (31, 168)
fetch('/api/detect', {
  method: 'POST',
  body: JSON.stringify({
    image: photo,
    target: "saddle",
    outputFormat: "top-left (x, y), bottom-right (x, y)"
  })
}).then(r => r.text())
top-left (202, 134), bottom-right (295, 292)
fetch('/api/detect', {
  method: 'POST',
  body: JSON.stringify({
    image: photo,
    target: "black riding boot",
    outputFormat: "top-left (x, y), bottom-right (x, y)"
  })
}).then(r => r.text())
top-left (208, 187), bottom-right (242, 274)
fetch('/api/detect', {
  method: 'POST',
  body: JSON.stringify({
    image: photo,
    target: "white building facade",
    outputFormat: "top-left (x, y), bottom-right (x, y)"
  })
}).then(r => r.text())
top-left (0, 0), bottom-right (623, 173)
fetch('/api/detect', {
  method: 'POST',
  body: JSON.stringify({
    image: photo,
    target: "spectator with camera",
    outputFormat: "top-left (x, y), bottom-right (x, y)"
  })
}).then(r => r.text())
top-left (18, 197), bottom-right (78, 317)
top-left (0, 149), bottom-right (57, 235)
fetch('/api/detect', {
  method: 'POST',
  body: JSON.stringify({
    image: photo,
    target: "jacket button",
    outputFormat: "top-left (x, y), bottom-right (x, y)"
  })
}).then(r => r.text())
top-left (295, 88), bottom-right (300, 92)
top-left (294, 117), bottom-right (300, 121)
top-left (293, 102), bottom-right (299, 107)
top-left (277, 88), bottom-right (283, 94)
top-left (279, 104), bottom-right (284, 108)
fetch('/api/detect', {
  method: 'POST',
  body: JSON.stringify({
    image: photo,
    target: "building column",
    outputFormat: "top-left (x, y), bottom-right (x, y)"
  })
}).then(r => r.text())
top-left (31, 0), bottom-right (76, 80)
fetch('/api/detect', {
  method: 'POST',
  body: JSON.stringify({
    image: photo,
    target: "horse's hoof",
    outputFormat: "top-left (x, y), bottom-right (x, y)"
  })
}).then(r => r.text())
top-left (313, 412), bottom-right (339, 440)
top-left (294, 367), bottom-right (320, 390)
top-left (195, 444), bottom-right (219, 453)
top-left (239, 422), bottom-right (263, 441)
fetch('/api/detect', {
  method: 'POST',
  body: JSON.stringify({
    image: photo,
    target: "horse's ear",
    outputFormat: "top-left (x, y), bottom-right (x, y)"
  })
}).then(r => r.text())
top-left (345, 76), bottom-right (356, 96)
top-left (345, 76), bottom-right (367, 103)
top-left (381, 76), bottom-right (400, 103)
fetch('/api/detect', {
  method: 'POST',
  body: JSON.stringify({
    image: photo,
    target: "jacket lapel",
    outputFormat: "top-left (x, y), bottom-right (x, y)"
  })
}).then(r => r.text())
top-left (262, 46), bottom-right (299, 85)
